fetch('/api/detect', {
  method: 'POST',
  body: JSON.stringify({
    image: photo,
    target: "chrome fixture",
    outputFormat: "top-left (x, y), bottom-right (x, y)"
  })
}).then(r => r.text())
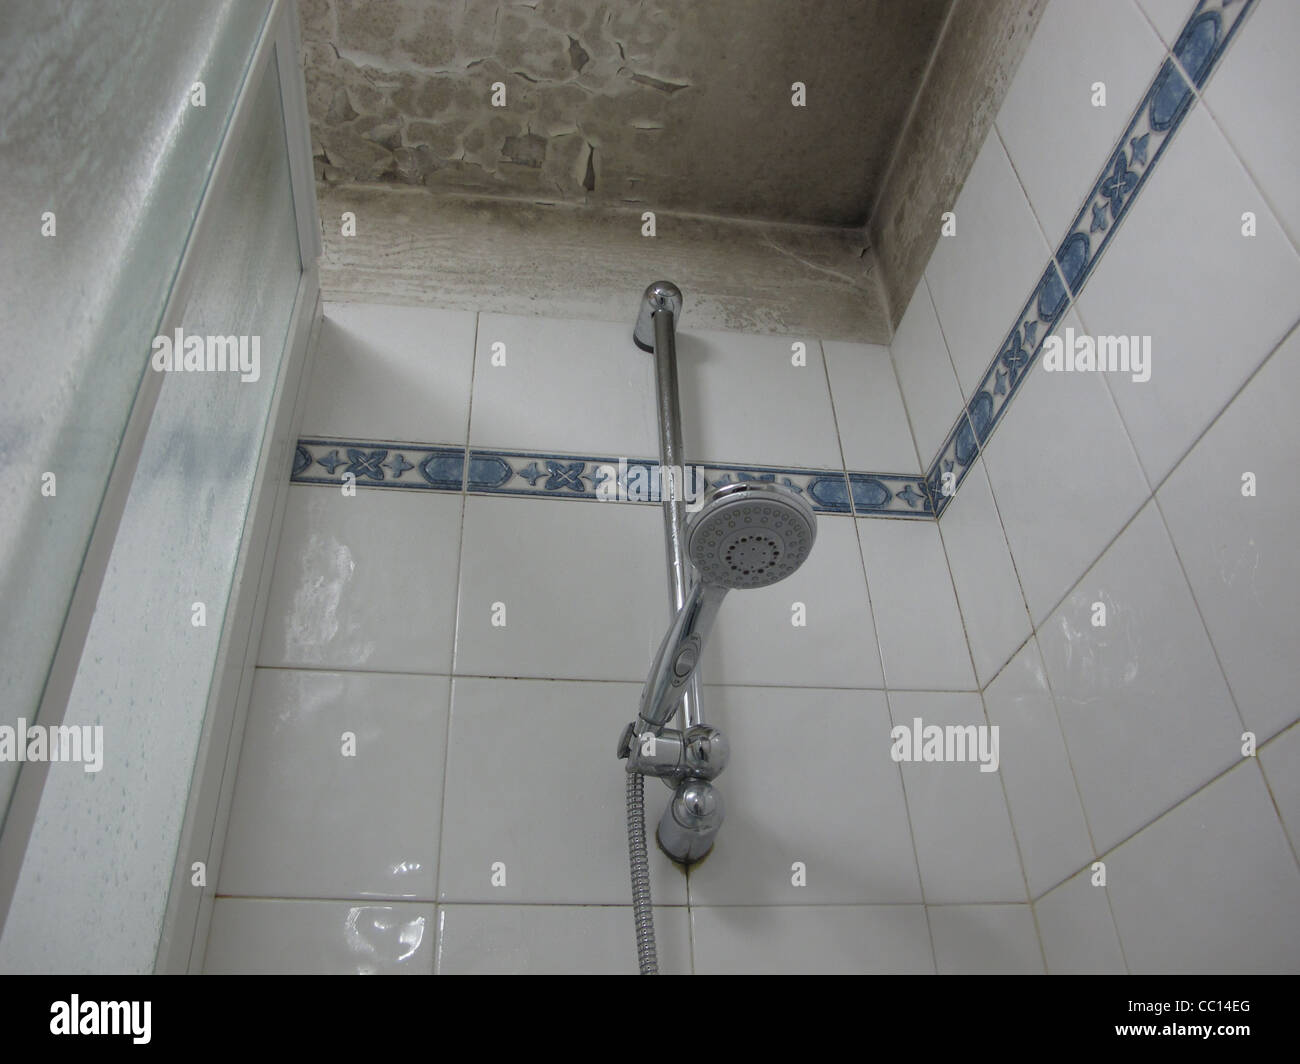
top-left (618, 281), bottom-right (819, 973)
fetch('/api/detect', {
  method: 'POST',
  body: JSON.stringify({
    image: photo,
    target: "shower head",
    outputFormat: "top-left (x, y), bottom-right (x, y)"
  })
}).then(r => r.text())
top-left (687, 482), bottom-right (818, 590)
top-left (637, 482), bottom-right (818, 732)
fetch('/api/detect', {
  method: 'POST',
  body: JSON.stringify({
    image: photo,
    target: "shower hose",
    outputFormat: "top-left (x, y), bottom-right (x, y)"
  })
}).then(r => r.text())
top-left (626, 770), bottom-right (658, 974)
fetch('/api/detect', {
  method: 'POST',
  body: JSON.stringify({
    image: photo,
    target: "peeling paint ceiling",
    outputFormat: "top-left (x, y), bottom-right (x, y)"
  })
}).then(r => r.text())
top-left (299, 0), bottom-right (952, 227)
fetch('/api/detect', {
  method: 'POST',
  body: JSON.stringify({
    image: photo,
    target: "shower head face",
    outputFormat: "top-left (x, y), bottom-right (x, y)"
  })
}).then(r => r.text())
top-left (687, 482), bottom-right (818, 590)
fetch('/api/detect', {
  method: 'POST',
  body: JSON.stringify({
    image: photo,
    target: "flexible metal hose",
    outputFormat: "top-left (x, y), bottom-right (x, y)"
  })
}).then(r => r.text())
top-left (626, 770), bottom-right (658, 974)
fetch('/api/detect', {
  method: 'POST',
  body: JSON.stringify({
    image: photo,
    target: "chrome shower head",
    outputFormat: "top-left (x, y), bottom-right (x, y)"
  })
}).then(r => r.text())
top-left (687, 482), bottom-right (818, 590)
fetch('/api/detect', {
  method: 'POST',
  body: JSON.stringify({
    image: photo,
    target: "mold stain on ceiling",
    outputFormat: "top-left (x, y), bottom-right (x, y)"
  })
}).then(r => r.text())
top-left (298, 0), bottom-right (952, 227)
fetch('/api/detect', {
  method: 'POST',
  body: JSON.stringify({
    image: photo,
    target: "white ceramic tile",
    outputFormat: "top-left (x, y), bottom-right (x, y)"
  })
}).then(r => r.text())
top-left (856, 518), bottom-right (975, 691)
top-left (258, 485), bottom-right (462, 672)
top-left (1035, 867), bottom-right (1126, 974)
top-left (453, 495), bottom-right (662, 681)
top-left (437, 678), bottom-right (687, 905)
top-left (984, 639), bottom-right (1095, 899)
top-left (888, 691), bottom-right (1026, 903)
top-left (823, 340), bottom-right (920, 471)
top-left (218, 670), bottom-right (448, 900)
top-left (1075, 106), bottom-right (1300, 485)
top-left (981, 310), bottom-right (1150, 626)
top-left (1205, 0), bottom-right (1300, 251)
top-left (203, 899), bottom-right (435, 974)
top-left (687, 687), bottom-right (920, 905)
top-left (1157, 326), bottom-right (1300, 740)
top-left (1259, 723), bottom-right (1300, 857)
top-left (436, 905), bottom-right (690, 974)
top-left (888, 280), bottom-right (966, 468)
top-left (469, 313), bottom-right (659, 456)
top-left (301, 303), bottom-right (477, 443)
top-left (1107, 759), bottom-right (1300, 973)
top-left (1134, 0), bottom-right (1197, 48)
top-left (996, 0), bottom-right (1166, 242)
top-left (928, 905), bottom-right (1043, 974)
top-left (691, 905), bottom-right (933, 975)
top-left (939, 459), bottom-right (1033, 687)
top-left (701, 515), bottom-right (884, 689)
top-left (1038, 501), bottom-right (1242, 853)
top-left (674, 327), bottom-right (843, 469)
top-left (924, 128), bottom-right (1053, 400)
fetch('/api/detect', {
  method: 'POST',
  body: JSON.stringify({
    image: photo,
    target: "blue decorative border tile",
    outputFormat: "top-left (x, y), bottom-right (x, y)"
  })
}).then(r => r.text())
top-left (924, 0), bottom-right (1254, 518)
top-left (293, 439), bottom-right (465, 489)
top-left (292, 438), bottom-right (933, 518)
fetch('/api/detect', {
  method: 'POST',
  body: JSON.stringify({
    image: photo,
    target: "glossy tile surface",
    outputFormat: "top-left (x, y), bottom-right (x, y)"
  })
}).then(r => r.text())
top-left (675, 326), bottom-right (844, 469)
top-left (701, 515), bottom-right (884, 690)
top-left (1038, 501), bottom-right (1241, 852)
top-left (204, 899), bottom-right (436, 974)
top-left (1106, 760), bottom-right (1300, 973)
top-left (928, 904), bottom-right (1043, 974)
top-left (436, 905), bottom-right (690, 974)
top-left (258, 485), bottom-right (463, 673)
top-left (939, 459), bottom-right (1032, 688)
top-left (1157, 325), bottom-right (1300, 741)
top-left (823, 340), bottom-right (920, 472)
top-left (691, 905), bottom-right (934, 975)
top-left (219, 669), bottom-right (448, 900)
top-left (857, 518), bottom-right (975, 690)
top-left (469, 313), bottom-right (658, 456)
top-left (924, 127), bottom-right (1052, 400)
top-left (437, 678), bottom-right (687, 905)
top-left (453, 495), bottom-right (662, 681)
top-left (888, 691), bottom-right (1025, 904)
top-left (301, 303), bottom-right (476, 444)
top-left (687, 687), bottom-right (920, 906)
top-left (1035, 866), bottom-right (1126, 974)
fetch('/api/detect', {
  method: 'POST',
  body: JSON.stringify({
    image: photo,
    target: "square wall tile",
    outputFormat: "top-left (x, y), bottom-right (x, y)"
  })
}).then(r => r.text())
top-left (981, 310), bottom-right (1150, 626)
top-left (219, 670), bottom-right (448, 900)
top-left (702, 514), bottom-right (884, 690)
top-left (203, 899), bottom-right (435, 974)
top-left (469, 313), bottom-right (659, 457)
top-left (1035, 867), bottom-right (1126, 974)
top-left (691, 905), bottom-right (933, 975)
top-left (301, 303), bottom-right (476, 444)
top-left (453, 496), bottom-right (662, 681)
top-left (823, 341), bottom-right (920, 472)
top-left (996, 0), bottom-right (1166, 242)
top-left (1157, 325), bottom-right (1300, 741)
top-left (888, 691), bottom-right (1026, 904)
top-left (258, 485), bottom-right (462, 673)
top-left (857, 518), bottom-right (975, 691)
top-left (1260, 723), bottom-right (1300, 858)
top-left (984, 638), bottom-right (1095, 900)
top-left (435, 905), bottom-right (690, 975)
top-left (437, 678), bottom-right (687, 905)
top-left (1038, 501), bottom-right (1242, 853)
top-left (924, 127), bottom-right (1053, 400)
top-left (675, 327), bottom-right (843, 469)
top-left (939, 459), bottom-right (1033, 688)
top-left (1107, 760), bottom-right (1300, 973)
top-left (928, 905), bottom-right (1043, 974)
top-left (1135, 0), bottom-right (1198, 48)
top-left (890, 280), bottom-right (965, 468)
top-left (687, 687), bottom-right (920, 906)
top-left (1205, 0), bottom-right (1300, 251)
top-left (1075, 106), bottom-right (1300, 485)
